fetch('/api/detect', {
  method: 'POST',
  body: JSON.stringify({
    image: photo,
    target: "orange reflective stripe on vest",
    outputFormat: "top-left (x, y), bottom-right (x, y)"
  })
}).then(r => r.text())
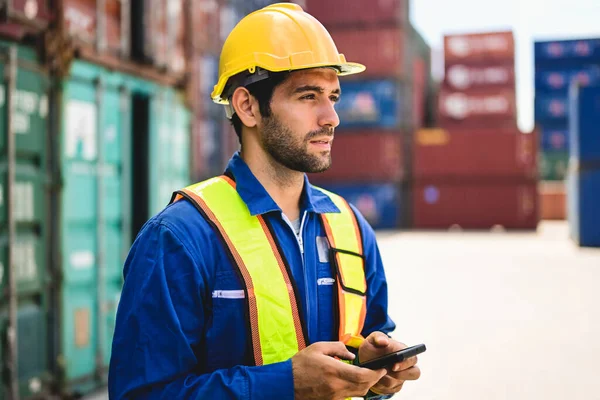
top-left (171, 176), bottom-right (367, 366)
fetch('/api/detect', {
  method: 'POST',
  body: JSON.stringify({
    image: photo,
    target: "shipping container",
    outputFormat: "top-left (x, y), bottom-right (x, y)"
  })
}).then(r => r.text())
top-left (534, 93), bottom-right (568, 123)
top-left (331, 27), bottom-right (408, 79)
top-left (540, 125), bottom-right (569, 152)
top-left (535, 66), bottom-right (600, 93)
top-left (569, 84), bottom-right (600, 165)
top-left (539, 151), bottom-right (568, 181)
top-left (308, 130), bottom-right (404, 184)
top-left (335, 80), bottom-right (403, 129)
top-left (0, 41), bottom-right (51, 400)
top-left (444, 63), bottom-right (515, 91)
top-left (535, 38), bottom-right (600, 64)
top-left (303, 0), bottom-right (408, 29)
top-left (438, 88), bottom-right (516, 123)
top-left (190, 0), bottom-right (221, 53)
top-left (189, 54), bottom-right (220, 119)
top-left (413, 127), bottom-right (537, 180)
top-left (410, 26), bottom-right (432, 129)
top-left (444, 31), bottom-right (515, 65)
top-left (0, 0), bottom-right (53, 38)
top-left (412, 180), bottom-right (538, 230)
top-left (64, 0), bottom-right (129, 58)
top-left (539, 181), bottom-right (566, 220)
top-left (567, 167), bottom-right (600, 247)
top-left (316, 182), bottom-right (402, 230)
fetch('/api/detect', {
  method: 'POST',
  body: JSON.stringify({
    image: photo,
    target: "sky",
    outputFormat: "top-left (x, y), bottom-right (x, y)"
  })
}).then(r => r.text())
top-left (410, 0), bottom-right (600, 132)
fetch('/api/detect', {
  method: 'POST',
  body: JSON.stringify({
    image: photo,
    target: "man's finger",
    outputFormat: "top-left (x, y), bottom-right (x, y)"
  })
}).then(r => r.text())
top-left (368, 332), bottom-right (391, 347)
top-left (388, 366), bottom-right (421, 381)
top-left (391, 355), bottom-right (418, 372)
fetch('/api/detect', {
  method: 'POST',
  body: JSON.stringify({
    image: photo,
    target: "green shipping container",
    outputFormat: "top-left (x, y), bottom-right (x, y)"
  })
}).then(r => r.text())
top-left (540, 151), bottom-right (568, 181)
top-left (0, 42), bottom-right (51, 399)
top-left (57, 60), bottom-right (191, 396)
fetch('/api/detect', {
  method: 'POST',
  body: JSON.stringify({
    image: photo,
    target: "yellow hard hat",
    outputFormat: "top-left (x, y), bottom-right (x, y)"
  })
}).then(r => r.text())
top-left (211, 2), bottom-right (366, 107)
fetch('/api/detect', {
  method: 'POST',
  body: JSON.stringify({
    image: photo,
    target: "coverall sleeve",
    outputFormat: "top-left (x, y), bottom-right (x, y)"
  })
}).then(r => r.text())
top-left (108, 220), bottom-right (294, 400)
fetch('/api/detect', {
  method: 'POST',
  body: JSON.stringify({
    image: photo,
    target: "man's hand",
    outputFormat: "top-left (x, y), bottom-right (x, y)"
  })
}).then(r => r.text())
top-left (292, 341), bottom-right (387, 400)
top-left (358, 332), bottom-right (422, 396)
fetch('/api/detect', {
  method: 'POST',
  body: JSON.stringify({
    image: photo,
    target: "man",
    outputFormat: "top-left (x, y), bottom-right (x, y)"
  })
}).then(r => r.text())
top-left (109, 3), bottom-right (421, 399)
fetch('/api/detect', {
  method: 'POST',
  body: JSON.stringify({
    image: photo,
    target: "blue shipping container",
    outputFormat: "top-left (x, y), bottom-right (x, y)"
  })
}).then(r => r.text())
top-left (335, 80), bottom-right (401, 129)
top-left (535, 93), bottom-right (568, 123)
top-left (535, 66), bottom-right (600, 92)
top-left (567, 168), bottom-right (600, 247)
top-left (535, 38), bottom-right (600, 64)
top-left (569, 84), bottom-right (600, 164)
top-left (316, 183), bottom-right (401, 230)
top-left (540, 125), bottom-right (569, 152)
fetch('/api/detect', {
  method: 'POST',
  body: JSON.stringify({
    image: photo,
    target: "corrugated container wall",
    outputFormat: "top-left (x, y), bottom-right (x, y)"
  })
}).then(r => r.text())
top-left (303, 0), bottom-right (408, 28)
top-left (437, 88), bottom-right (517, 124)
top-left (567, 83), bottom-right (600, 247)
top-left (444, 31), bottom-right (515, 65)
top-left (413, 128), bottom-right (537, 180)
top-left (0, 0), bottom-right (52, 41)
top-left (0, 42), bottom-right (51, 400)
top-left (308, 131), bottom-right (404, 184)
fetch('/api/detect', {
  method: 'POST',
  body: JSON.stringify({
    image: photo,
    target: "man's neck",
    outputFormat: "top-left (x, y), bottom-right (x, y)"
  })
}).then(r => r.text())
top-left (240, 149), bottom-right (304, 221)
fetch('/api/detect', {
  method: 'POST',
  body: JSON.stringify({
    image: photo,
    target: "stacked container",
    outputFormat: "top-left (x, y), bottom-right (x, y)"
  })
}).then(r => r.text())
top-left (413, 31), bottom-right (539, 229)
top-left (567, 83), bottom-right (600, 247)
top-left (0, 2), bottom-right (192, 398)
top-left (534, 38), bottom-right (600, 219)
top-left (302, 0), bottom-right (415, 230)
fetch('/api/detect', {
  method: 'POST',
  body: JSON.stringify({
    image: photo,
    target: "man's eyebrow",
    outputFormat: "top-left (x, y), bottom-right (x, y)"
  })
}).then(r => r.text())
top-left (293, 85), bottom-right (341, 95)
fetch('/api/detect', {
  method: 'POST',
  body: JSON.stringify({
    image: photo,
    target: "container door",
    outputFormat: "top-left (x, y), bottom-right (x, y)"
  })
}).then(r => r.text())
top-left (61, 62), bottom-right (129, 394)
top-left (148, 88), bottom-right (190, 217)
top-left (0, 43), bottom-right (50, 399)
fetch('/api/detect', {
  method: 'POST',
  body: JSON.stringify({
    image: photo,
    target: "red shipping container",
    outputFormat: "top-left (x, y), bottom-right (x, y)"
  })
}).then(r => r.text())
top-left (438, 87), bottom-right (516, 123)
top-left (413, 57), bottom-right (427, 128)
top-left (444, 31), bottom-right (515, 65)
top-left (64, 0), bottom-right (127, 56)
top-left (331, 27), bottom-right (407, 79)
top-left (413, 127), bottom-right (537, 179)
top-left (303, 0), bottom-right (408, 29)
top-left (539, 182), bottom-right (566, 220)
top-left (412, 180), bottom-right (539, 229)
top-left (444, 63), bottom-right (515, 91)
top-left (308, 131), bottom-right (404, 184)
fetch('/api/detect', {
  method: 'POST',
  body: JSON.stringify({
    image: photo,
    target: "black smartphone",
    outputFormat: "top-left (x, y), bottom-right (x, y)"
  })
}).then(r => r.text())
top-left (358, 344), bottom-right (426, 370)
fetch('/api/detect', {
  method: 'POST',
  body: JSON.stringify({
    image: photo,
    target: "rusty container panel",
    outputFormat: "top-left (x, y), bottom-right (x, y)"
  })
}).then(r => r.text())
top-left (444, 31), bottom-right (515, 65)
top-left (308, 130), bottom-right (404, 184)
top-left (437, 87), bottom-right (517, 124)
top-left (413, 127), bottom-right (537, 180)
top-left (412, 180), bottom-right (539, 229)
top-left (331, 27), bottom-right (407, 79)
top-left (0, 0), bottom-right (53, 35)
top-left (539, 181), bottom-right (566, 220)
top-left (191, 0), bottom-right (221, 53)
top-left (444, 63), bottom-right (515, 91)
top-left (304, 0), bottom-right (408, 29)
top-left (151, 0), bottom-right (186, 74)
top-left (64, 0), bottom-right (126, 56)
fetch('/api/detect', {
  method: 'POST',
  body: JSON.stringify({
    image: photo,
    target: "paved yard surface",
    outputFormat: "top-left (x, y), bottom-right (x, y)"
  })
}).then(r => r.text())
top-left (379, 221), bottom-right (600, 400)
top-left (85, 221), bottom-right (600, 400)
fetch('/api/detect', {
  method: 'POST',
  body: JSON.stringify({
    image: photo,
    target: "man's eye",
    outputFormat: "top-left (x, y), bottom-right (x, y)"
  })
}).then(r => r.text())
top-left (330, 96), bottom-right (340, 103)
top-left (301, 94), bottom-right (316, 100)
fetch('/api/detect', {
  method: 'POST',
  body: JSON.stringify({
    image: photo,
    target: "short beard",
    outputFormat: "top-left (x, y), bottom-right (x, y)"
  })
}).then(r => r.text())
top-left (261, 114), bottom-right (333, 173)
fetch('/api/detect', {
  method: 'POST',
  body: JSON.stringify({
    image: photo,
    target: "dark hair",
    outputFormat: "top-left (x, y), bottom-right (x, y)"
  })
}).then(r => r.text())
top-left (229, 71), bottom-right (290, 145)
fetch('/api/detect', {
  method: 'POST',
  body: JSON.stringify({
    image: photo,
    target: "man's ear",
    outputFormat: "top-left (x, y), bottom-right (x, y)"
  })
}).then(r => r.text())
top-left (231, 87), bottom-right (258, 128)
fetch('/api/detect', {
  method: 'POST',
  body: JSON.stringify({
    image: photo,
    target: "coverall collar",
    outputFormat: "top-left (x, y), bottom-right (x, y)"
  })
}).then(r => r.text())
top-left (225, 152), bottom-right (341, 216)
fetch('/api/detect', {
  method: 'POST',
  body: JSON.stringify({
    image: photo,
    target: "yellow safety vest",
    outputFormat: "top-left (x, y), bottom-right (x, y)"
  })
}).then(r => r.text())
top-left (171, 175), bottom-right (367, 366)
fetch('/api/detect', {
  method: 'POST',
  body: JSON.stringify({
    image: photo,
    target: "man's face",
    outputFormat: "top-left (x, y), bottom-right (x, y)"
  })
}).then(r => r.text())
top-left (258, 68), bottom-right (341, 173)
